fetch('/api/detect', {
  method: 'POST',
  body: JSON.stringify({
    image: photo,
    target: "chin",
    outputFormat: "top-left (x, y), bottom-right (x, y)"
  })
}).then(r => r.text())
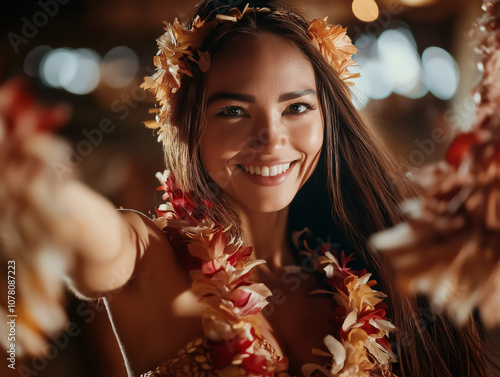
top-left (230, 192), bottom-right (294, 214)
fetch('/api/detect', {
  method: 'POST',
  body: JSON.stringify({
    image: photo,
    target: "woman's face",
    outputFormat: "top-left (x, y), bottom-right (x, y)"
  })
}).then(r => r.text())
top-left (201, 33), bottom-right (324, 214)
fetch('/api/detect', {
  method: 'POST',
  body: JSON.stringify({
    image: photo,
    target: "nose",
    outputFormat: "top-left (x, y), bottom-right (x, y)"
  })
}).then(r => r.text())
top-left (250, 112), bottom-right (287, 152)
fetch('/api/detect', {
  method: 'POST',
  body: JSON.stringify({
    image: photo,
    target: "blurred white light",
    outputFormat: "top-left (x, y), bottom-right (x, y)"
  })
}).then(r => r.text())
top-left (355, 34), bottom-right (378, 57)
top-left (40, 48), bottom-right (101, 95)
top-left (40, 48), bottom-right (76, 88)
top-left (24, 45), bottom-right (53, 78)
top-left (389, 27), bottom-right (418, 50)
top-left (101, 46), bottom-right (139, 88)
top-left (62, 48), bottom-right (101, 95)
top-left (422, 47), bottom-right (459, 100)
top-left (377, 29), bottom-right (421, 96)
top-left (58, 53), bottom-right (79, 88)
top-left (405, 72), bottom-right (429, 99)
top-left (353, 56), bottom-right (393, 101)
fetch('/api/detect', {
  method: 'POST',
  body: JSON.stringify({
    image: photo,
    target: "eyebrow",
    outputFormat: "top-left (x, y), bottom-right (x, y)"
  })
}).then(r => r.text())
top-left (278, 89), bottom-right (317, 102)
top-left (207, 92), bottom-right (255, 105)
top-left (206, 89), bottom-right (317, 105)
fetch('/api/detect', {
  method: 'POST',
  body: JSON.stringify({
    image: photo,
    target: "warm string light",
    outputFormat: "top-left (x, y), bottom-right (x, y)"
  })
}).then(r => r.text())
top-left (352, 0), bottom-right (436, 23)
top-left (352, 0), bottom-right (379, 22)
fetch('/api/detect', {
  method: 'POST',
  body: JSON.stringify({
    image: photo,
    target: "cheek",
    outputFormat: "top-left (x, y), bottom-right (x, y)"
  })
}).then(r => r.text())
top-left (200, 125), bottom-right (247, 172)
top-left (201, 132), bottom-right (223, 174)
top-left (292, 116), bottom-right (324, 157)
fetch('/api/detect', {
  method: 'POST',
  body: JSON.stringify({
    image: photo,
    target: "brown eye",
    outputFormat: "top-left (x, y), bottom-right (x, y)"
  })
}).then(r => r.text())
top-left (290, 104), bottom-right (305, 113)
top-left (285, 103), bottom-right (314, 115)
top-left (216, 106), bottom-right (247, 118)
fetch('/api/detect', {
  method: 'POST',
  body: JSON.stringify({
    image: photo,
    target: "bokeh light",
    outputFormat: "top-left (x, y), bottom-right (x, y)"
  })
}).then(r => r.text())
top-left (377, 29), bottom-right (421, 96)
top-left (101, 46), bottom-right (139, 88)
top-left (422, 46), bottom-right (459, 100)
top-left (40, 48), bottom-right (77, 89)
top-left (40, 48), bottom-right (101, 95)
top-left (63, 49), bottom-right (101, 95)
top-left (353, 56), bottom-right (393, 101)
top-left (23, 45), bottom-right (53, 78)
top-left (352, 0), bottom-right (380, 23)
top-left (352, 26), bottom-right (459, 106)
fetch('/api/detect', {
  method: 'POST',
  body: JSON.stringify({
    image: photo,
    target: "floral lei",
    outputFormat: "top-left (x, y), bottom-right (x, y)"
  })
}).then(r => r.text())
top-left (153, 171), bottom-right (397, 377)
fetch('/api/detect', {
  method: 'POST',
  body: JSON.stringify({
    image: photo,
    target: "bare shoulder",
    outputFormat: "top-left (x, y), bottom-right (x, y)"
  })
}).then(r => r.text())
top-left (66, 206), bottom-right (180, 300)
top-left (118, 209), bottom-right (172, 258)
top-left (116, 209), bottom-right (191, 293)
top-left (100, 210), bottom-right (203, 374)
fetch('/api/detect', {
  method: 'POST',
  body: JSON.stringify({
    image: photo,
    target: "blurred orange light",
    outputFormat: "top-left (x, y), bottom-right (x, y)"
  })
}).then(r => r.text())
top-left (352, 0), bottom-right (379, 22)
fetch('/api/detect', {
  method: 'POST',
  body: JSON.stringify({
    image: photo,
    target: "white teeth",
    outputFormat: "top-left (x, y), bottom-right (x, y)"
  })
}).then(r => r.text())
top-left (240, 163), bottom-right (292, 177)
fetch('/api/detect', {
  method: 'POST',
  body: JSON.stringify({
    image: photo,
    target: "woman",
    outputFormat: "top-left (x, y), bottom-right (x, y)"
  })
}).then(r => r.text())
top-left (0, 0), bottom-right (493, 376)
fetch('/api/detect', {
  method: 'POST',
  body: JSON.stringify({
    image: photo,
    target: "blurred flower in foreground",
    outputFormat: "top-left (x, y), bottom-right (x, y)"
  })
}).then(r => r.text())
top-left (369, 0), bottom-right (500, 328)
top-left (0, 77), bottom-right (74, 357)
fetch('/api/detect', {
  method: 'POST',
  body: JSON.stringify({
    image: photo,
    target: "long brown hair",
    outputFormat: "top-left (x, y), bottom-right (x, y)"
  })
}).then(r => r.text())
top-left (161, 1), bottom-right (492, 376)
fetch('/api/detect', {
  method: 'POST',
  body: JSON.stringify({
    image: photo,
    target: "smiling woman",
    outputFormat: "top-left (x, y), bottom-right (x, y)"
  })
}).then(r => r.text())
top-left (135, 1), bottom-right (495, 376)
top-left (0, 1), bottom-right (497, 377)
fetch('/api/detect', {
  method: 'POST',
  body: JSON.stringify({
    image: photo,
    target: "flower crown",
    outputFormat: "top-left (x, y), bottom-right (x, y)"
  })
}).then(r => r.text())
top-left (141, 3), bottom-right (360, 130)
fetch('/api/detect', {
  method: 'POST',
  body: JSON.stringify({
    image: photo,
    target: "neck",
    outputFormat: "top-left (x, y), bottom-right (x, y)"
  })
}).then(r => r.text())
top-left (237, 206), bottom-right (295, 271)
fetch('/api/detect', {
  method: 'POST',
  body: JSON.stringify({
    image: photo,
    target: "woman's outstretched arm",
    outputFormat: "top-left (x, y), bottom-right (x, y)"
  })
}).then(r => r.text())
top-left (0, 78), bottom-right (169, 356)
top-left (60, 182), bottom-right (156, 299)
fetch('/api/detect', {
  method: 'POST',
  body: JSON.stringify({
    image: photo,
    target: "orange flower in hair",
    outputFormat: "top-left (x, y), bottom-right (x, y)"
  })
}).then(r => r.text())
top-left (307, 17), bottom-right (361, 85)
top-left (141, 17), bottom-right (214, 121)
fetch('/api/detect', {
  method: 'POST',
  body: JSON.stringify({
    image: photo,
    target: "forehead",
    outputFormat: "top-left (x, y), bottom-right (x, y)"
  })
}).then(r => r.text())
top-left (205, 33), bottom-right (316, 97)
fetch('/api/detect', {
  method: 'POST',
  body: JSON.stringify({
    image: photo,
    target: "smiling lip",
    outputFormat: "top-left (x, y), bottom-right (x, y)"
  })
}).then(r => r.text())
top-left (236, 161), bottom-right (295, 186)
